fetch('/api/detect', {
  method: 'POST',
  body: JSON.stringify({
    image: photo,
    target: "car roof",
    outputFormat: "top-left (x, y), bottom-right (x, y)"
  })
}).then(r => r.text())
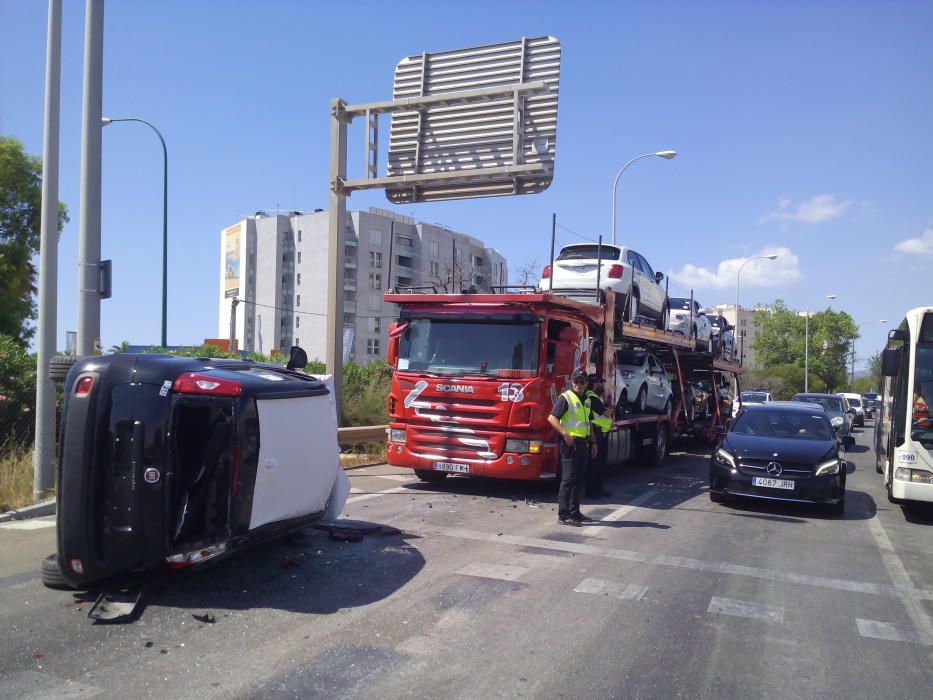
top-left (742, 401), bottom-right (824, 414)
top-left (840, 392), bottom-right (861, 398)
top-left (793, 392), bottom-right (841, 399)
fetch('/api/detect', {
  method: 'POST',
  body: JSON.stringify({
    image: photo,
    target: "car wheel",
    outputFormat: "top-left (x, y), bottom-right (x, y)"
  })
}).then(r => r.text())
top-left (635, 385), bottom-right (648, 413)
top-left (615, 390), bottom-right (629, 420)
top-left (414, 469), bottom-right (448, 483)
top-left (709, 490), bottom-right (727, 504)
top-left (661, 397), bottom-right (672, 417)
top-left (828, 493), bottom-right (846, 516)
top-left (627, 290), bottom-right (639, 323)
top-left (657, 303), bottom-right (669, 331)
top-left (643, 425), bottom-right (668, 468)
top-left (41, 554), bottom-right (76, 591)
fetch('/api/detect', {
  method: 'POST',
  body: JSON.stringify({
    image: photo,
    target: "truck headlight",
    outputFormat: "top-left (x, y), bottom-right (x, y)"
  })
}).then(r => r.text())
top-left (815, 458), bottom-right (841, 476)
top-left (714, 448), bottom-right (736, 469)
top-left (389, 428), bottom-right (406, 443)
top-left (505, 439), bottom-right (543, 454)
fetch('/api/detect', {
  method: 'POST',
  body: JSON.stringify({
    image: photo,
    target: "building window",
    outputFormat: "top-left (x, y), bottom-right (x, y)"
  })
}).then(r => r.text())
top-left (296, 316), bottom-right (300, 328)
top-left (370, 251), bottom-right (382, 269)
top-left (295, 337), bottom-right (299, 346)
top-left (370, 229), bottom-right (383, 247)
top-left (369, 272), bottom-right (381, 290)
top-left (371, 317), bottom-right (381, 334)
top-left (429, 260), bottom-right (440, 278)
top-left (297, 251), bottom-right (302, 264)
top-left (367, 338), bottom-right (380, 355)
top-left (296, 294), bottom-right (301, 307)
top-left (369, 295), bottom-right (381, 312)
top-left (740, 319), bottom-right (747, 327)
top-left (397, 235), bottom-right (414, 249)
top-left (430, 240), bottom-right (439, 258)
top-left (298, 230), bottom-right (302, 242)
top-left (297, 273), bottom-right (301, 285)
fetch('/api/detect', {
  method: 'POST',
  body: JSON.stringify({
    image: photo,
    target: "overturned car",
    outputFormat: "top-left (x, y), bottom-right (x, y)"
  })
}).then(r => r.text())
top-left (50, 350), bottom-right (349, 590)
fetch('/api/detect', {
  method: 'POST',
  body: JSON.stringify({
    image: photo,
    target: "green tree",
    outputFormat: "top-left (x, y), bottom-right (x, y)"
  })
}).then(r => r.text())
top-left (866, 351), bottom-right (883, 392)
top-left (0, 136), bottom-right (69, 343)
top-left (751, 299), bottom-right (858, 392)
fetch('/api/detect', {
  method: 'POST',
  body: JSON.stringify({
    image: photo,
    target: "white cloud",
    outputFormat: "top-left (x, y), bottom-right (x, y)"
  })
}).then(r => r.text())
top-left (893, 229), bottom-right (933, 256)
top-left (759, 194), bottom-right (852, 224)
top-left (669, 247), bottom-right (801, 291)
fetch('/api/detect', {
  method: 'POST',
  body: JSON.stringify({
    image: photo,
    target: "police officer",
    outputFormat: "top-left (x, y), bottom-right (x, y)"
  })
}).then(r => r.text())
top-left (585, 374), bottom-right (613, 498)
top-left (547, 369), bottom-right (598, 526)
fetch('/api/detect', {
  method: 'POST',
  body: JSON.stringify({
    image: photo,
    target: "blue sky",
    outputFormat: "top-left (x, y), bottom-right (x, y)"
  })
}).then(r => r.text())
top-left (1, 0), bottom-right (930, 369)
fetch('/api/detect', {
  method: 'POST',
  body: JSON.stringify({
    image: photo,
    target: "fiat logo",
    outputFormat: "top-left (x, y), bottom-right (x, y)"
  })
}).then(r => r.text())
top-left (766, 461), bottom-right (783, 477)
top-left (143, 467), bottom-right (161, 484)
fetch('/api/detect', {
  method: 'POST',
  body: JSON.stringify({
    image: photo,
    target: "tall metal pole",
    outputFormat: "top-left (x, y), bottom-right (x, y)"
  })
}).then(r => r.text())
top-left (326, 98), bottom-right (348, 421)
top-left (76, 0), bottom-right (105, 357)
top-left (805, 305), bottom-right (811, 393)
top-left (548, 213), bottom-right (556, 292)
top-left (33, 0), bottom-right (62, 500)
top-left (609, 151), bottom-right (677, 246)
top-left (101, 117), bottom-right (168, 346)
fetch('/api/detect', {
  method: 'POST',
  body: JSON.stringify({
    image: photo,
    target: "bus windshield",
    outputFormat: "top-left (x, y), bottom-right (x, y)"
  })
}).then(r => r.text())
top-left (398, 318), bottom-right (540, 375)
top-left (913, 313), bottom-right (933, 452)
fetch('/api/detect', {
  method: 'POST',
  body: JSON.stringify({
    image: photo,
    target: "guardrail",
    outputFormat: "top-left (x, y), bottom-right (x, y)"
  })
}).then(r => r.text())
top-left (337, 425), bottom-right (388, 444)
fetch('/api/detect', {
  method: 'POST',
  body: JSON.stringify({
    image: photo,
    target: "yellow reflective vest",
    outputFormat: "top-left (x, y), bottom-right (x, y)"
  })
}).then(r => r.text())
top-left (585, 390), bottom-right (612, 433)
top-left (559, 390), bottom-right (591, 438)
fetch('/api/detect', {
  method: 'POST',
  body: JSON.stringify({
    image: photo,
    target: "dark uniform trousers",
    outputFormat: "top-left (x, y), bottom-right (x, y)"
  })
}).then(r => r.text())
top-left (558, 437), bottom-right (589, 517)
top-left (587, 430), bottom-right (608, 493)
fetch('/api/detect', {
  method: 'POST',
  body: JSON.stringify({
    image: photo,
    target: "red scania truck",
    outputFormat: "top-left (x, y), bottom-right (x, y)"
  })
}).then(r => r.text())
top-left (383, 289), bottom-right (740, 482)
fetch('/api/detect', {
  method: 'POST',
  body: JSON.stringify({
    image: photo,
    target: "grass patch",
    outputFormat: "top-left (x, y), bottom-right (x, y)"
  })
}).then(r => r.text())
top-left (0, 444), bottom-right (36, 512)
top-left (339, 441), bottom-right (386, 469)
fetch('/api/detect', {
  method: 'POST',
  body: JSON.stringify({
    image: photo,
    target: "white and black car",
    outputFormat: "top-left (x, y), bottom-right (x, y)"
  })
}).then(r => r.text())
top-left (541, 244), bottom-right (669, 329)
top-left (667, 297), bottom-right (713, 349)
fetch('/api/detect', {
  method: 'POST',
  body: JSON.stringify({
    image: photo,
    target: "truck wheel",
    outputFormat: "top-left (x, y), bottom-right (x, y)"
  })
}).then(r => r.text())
top-left (41, 554), bottom-right (76, 591)
top-left (49, 354), bottom-right (79, 384)
top-left (635, 385), bottom-right (648, 413)
top-left (414, 469), bottom-right (448, 483)
top-left (642, 425), bottom-right (668, 468)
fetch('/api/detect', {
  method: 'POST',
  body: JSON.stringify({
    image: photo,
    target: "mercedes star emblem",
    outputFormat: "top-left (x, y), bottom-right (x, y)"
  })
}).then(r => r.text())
top-left (766, 461), bottom-right (783, 477)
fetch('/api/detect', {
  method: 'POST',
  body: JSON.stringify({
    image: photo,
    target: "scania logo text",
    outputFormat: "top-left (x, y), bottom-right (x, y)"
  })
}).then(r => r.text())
top-left (436, 385), bottom-right (475, 394)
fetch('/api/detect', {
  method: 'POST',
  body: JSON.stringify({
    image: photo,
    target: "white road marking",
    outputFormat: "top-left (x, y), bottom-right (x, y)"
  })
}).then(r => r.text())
top-left (708, 596), bottom-right (784, 624)
top-left (0, 519), bottom-right (56, 530)
top-left (454, 562), bottom-right (528, 582)
top-left (376, 474), bottom-right (417, 483)
top-left (574, 578), bottom-right (647, 600)
top-left (345, 485), bottom-right (410, 505)
top-left (581, 489), bottom-right (659, 536)
top-left (421, 525), bottom-right (933, 602)
top-left (866, 515), bottom-right (933, 644)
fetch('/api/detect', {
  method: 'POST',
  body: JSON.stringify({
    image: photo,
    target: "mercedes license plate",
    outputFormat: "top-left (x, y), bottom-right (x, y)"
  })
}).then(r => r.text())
top-left (434, 461), bottom-right (470, 474)
top-left (752, 476), bottom-right (794, 490)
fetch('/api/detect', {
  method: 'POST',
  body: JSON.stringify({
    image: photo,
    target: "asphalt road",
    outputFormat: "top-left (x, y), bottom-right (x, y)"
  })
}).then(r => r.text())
top-left (2, 421), bottom-right (933, 699)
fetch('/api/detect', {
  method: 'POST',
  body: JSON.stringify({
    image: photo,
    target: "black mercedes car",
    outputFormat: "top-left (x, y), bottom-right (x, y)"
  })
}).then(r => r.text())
top-left (709, 402), bottom-right (854, 514)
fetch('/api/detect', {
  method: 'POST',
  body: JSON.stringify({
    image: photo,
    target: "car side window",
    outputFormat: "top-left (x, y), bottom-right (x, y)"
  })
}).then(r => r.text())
top-left (626, 250), bottom-right (641, 273)
top-left (648, 356), bottom-right (660, 373)
top-left (638, 254), bottom-right (656, 279)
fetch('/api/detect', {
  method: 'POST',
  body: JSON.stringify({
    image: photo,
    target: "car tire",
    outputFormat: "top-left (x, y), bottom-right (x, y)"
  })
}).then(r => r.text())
top-left (627, 290), bottom-right (639, 324)
top-left (615, 390), bottom-right (629, 420)
top-left (414, 469), bottom-right (448, 483)
top-left (660, 397), bottom-right (672, 417)
top-left (635, 385), bottom-right (648, 414)
top-left (657, 302), bottom-right (669, 331)
top-left (709, 490), bottom-right (727, 504)
top-left (828, 493), bottom-right (846, 516)
top-left (642, 425), bottom-right (668, 468)
top-left (49, 354), bottom-right (80, 384)
top-left (41, 554), bottom-right (76, 591)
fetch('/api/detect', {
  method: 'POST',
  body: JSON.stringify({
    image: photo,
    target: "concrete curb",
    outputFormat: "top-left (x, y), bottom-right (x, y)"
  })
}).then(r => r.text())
top-left (0, 498), bottom-right (57, 523)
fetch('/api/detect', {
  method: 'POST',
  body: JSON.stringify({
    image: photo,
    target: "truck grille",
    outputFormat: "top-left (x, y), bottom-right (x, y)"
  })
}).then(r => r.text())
top-left (407, 425), bottom-right (503, 460)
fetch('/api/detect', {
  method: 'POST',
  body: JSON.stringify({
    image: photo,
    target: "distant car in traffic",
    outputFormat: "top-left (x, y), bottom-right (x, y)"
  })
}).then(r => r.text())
top-left (615, 349), bottom-right (673, 416)
top-left (861, 392), bottom-right (880, 418)
top-left (710, 402), bottom-right (852, 514)
top-left (667, 297), bottom-right (713, 350)
top-left (840, 393), bottom-right (866, 427)
top-left (540, 244), bottom-right (669, 329)
top-left (791, 393), bottom-right (851, 439)
top-left (732, 389), bottom-right (773, 418)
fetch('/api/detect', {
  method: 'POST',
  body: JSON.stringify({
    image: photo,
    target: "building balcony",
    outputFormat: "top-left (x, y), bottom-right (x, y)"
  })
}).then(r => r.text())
top-left (344, 278), bottom-right (357, 291)
top-left (344, 255), bottom-right (357, 268)
top-left (345, 234), bottom-right (358, 247)
top-left (344, 301), bottom-right (357, 314)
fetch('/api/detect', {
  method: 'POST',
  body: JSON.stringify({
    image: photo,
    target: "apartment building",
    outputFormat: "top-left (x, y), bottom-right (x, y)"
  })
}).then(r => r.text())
top-left (218, 207), bottom-right (507, 363)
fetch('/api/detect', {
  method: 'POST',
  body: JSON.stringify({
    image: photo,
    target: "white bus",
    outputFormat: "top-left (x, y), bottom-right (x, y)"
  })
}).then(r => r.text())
top-left (876, 307), bottom-right (933, 505)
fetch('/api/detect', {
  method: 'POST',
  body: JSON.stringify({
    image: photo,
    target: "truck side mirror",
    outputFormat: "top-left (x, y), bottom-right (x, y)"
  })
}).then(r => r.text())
top-left (286, 345), bottom-right (308, 371)
top-left (386, 322), bottom-right (407, 368)
top-left (881, 347), bottom-right (900, 377)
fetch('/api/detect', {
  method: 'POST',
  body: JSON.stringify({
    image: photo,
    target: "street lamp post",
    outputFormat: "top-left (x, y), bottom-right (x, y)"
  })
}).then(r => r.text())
top-left (804, 294), bottom-right (838, 393)
top-left (735, 254), bottom-right (777, 366)
top-left (610, 150), bottom-right (677, 245)
top-left (102, 116), bottom-right (168, 347)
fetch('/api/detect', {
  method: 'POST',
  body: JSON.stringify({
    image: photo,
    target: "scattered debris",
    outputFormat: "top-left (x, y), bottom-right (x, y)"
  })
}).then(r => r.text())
top-left (192, 613), bottom-right (216, 624)
top-left (145, 641), bottom-right (154, 648)
top-left (33, 652), bottom-right (44, 660)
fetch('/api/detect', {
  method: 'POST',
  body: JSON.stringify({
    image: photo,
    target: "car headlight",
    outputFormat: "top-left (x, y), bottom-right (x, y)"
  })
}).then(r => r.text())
top-left (389, 428), bottom-right (406, 443)
top-left (620, 370), bottom-right (636, 379)
top-left (895, 468), bottom-right (933, 484)
top-left (674, 313), bottom-right (686, 320)
top-left (714, 448), bottom-right (736, 469)
top-left (831, 416), bottom-right (844, 427)
top-left (815, 458), bottom-right (841, 476)
top-left (505, 439), bottom-right (542, 454)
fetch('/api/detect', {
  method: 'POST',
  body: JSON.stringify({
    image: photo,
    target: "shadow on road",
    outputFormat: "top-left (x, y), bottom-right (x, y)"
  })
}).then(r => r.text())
top-left (900, 503), bottom-right (933, 525)
top-left (715, 488), bottom-right (876, 521)
top-left (847, 444), bottom-right (870, 454)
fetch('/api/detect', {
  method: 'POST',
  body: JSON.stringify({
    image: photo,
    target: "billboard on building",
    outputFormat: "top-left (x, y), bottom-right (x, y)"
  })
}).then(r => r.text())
top-left (225, 223), bottom-right (241, 298)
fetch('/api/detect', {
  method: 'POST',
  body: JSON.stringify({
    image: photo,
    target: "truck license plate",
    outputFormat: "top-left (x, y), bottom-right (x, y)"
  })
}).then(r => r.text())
top-left (434, 461), bottom-right (470, 474)
top-left (752, 476), bottom-right (794, 490)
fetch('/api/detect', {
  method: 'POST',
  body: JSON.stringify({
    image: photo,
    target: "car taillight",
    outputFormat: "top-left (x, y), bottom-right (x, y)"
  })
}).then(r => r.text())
top-left (608, 264), bottom-right (624, 279)
top-left (75, 376), bottom-right (94, 395)
top-left (173, 373), bottom-right (241, 397)
top-left (542, 265), bottom-right (551, 279)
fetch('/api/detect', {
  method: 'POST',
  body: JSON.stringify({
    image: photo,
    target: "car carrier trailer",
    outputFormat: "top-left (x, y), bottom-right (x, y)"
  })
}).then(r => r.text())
top-left (382, 288), bottom-right (741, 482)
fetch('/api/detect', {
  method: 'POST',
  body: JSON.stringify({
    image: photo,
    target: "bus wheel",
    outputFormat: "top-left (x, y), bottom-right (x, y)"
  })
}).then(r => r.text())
top-left (414, 469), bottom-right (448, 483)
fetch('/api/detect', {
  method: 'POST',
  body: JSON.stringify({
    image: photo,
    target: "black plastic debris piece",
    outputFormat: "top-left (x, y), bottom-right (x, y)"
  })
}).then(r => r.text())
top-left (87, 586), bottom-right (144, 623)
top-left (192, 613), bottom-right (216, 624)
top-left (145, 641), bottom-right (154, 648)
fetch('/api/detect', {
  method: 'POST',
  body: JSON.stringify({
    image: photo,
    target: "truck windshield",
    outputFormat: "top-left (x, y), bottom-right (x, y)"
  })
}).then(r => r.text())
top-left (398, 319), bottom-right (540, 375)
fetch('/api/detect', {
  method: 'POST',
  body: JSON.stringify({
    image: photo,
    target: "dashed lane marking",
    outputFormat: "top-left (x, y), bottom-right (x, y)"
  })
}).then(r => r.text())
top-left (866, 515), bottom-right (933, 644)
top-left (375, 474), bottom-right (417, 483)
top-left (345, 485), bottom-right (410, 505)
top-left (574, 578), bottom-right (647, 600)
top-left (420, 525), bottom-right (933, 602)
top-left (454, 562), bottom-right (529, 582)
top-left (708, 596), bottom-right (784, 624)
top-left (581, 489), bottom-right (659, 536)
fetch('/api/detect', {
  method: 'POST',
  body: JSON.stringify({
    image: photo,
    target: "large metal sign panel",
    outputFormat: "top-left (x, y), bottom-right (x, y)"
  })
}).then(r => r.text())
top-left (387, 36), bottom-right (561, 203)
